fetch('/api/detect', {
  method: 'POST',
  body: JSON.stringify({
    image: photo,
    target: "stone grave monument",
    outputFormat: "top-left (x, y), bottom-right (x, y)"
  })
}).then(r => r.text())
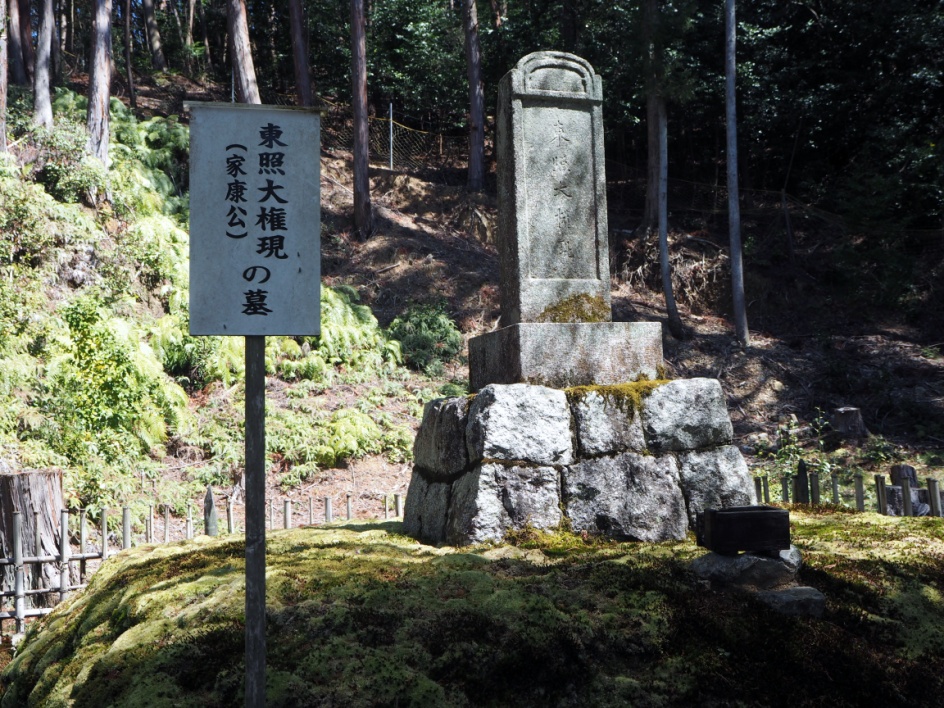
top-left (403, 52), bottom-right (753, 546)
top-left (469, 51), bottom-right (661, 390)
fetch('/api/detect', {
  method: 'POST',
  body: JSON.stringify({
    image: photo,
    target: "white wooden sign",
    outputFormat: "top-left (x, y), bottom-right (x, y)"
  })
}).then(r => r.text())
top-left (187, 103), bottom-right (321, 335)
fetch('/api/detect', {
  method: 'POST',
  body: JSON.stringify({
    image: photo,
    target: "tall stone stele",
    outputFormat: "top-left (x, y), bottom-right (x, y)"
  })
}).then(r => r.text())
top-left (403, 52), bottom-right (754, 547)
top-left (469, 51), bottom-right (662, 390)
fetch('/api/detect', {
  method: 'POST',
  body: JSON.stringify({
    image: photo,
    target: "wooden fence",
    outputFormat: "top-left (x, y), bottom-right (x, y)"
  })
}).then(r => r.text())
top-left (0, 491), bottom-right (405, 635)
top-left (753, 471), bottom-right (943, 517)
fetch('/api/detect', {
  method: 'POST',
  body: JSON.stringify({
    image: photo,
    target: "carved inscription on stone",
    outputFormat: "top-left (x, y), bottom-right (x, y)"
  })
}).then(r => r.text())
top-left (524, 106), bottom-right (597, 280)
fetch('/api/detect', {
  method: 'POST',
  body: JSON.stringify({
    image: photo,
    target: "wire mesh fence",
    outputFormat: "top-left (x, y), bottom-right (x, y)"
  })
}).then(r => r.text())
top-left (320, 99), bottom-right (467, 172)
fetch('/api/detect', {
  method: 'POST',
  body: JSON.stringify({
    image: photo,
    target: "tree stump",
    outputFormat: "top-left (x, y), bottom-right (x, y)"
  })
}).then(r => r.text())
top-left (0, 465), bottom-right (65, 607)
top-left (830, 407), bottom-right (869, 439)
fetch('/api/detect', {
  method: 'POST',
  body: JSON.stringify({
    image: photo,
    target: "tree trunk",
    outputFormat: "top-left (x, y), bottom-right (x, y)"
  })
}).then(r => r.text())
top-left (560, 0), bottom-right (578, 53)
top-left (198, 0), bottom-right (213, 71)
top-left (7, 0), bottom-right (28, 85)
top-left (226, 0), bottom-right (260, 104)
top-left (51, 0), bottom-right (62, 82)
top-left (0, 468), bottom-right (65, 606)
top-left (185, 0), bottom-right (195, 68)
top-left (288, 0), bottom-right (312, 106)
top-left (831, 407), bottom-right (869, 439)
top-left (463, 0), bottom-right (484, 191)
top-left (350, 0), bottom-right (372, 236)
top-left (725, 0), bottom-right (749, 346)
top-left (0, 0), bottom-right (7, 151)
top-left (18, 0), bottom-right (34, 80)
top-left (124, 0), bottom-right (135, 108)
top-left (642, 0), bottom-right (660, 233)
top-left (87, 0), bottom-right (112, 167)
top-left (141, 0), bottom-right (166, 71)
top-left (488, 0), bottom-right (505, 28)
top-left (32, 0), bottom-right (55, 129)
top-left (657, 97), bottom-right (684, 339)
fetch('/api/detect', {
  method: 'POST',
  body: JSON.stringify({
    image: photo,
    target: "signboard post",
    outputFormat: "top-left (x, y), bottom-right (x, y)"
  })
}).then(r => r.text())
top-left (187, 102), bottom-right (321, 707)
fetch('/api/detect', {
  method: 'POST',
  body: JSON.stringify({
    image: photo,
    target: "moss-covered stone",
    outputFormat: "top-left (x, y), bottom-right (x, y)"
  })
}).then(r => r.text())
top-left (565, 378), bottom-right (670, 417)
top-left (536, 293), bottom-right (610, 323)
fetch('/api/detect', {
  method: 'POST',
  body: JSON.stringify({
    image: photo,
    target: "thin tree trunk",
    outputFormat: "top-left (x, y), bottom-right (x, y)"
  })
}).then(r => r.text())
top-left (642, 0), bottom-right (660, 232)
top-left (725, 0), bottom-right (749, 345)
top-left (185, 0), bottom-right (195, 66)
top-left (141, 0), bottom-right (166, 71)
top-left (198, 0), bottom-right (213, 71)
top-left (18, 0), bottom-right (34, 80)
top-left (7, 0), bottom-right (28, 85)
top-left (124, 0), bottom-right (135, 108)
top-left (0, 0), bottom-right (7, 151)
top-left (87, 0), bottom-right (112, 167)
top-left (657, 98), bottom-right (684, 339)
top-left (350, 0), bottom-right (372, 236)
top-left (226, 0), bottom-right (260, 103)
top-left (463, 0), bottom-right (484, 191)
top-left (33, 0), bottom-right (55, 129)
top-left (167, 0), bottom-right (188, 72)
top-left (488, 0), bottom-right (505, 28)
top-left (64, 0), bottom-right (74, 58)
top-left (288, 0), bottom-right (312, 106)
top-left (51, 0), bottom-right (62, 81)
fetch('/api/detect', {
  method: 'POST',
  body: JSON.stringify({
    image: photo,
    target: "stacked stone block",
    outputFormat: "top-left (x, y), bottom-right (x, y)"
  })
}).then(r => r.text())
top-left (404, 378), bottom-right (753, 546)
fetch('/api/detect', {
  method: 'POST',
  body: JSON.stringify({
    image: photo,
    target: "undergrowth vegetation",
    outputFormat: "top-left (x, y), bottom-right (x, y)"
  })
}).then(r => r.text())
top-left (0, 89), bottom-right (419, 514)
top-left (3, 510), bottom-right (943, 706)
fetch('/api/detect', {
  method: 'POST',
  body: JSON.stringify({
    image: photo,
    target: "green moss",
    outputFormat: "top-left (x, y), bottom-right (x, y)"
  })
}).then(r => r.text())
top-left (565, 378), bottom-right (670, 417)
top-left (536, 293), bottom-right (610, 324)
top-left (5, 513), bottom-right (944, 706)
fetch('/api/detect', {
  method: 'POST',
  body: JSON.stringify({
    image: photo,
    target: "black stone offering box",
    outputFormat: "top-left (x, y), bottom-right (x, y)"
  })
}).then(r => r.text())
top-left (696, 506), bottom-right (790, 556)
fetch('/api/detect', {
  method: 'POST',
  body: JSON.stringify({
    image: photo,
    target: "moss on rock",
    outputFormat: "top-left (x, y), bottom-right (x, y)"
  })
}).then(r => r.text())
top-left (536, 293), bottom-right (610, 324)
top-left (565, 378), bottom-right (670, 417)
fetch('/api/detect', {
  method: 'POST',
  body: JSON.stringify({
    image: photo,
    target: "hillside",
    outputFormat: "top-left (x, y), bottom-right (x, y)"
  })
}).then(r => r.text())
top-left (3, 509), bottom-right (944, 706)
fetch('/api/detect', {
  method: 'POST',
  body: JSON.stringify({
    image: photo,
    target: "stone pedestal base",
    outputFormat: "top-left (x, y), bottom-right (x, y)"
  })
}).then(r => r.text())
top-left (468, 322), bottom-right (663, 391)
top-left (404, 379), bottom-right (754, 546)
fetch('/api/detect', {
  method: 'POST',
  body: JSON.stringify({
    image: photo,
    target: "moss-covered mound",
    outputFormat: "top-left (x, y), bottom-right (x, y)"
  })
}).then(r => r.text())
top-left (3, 510), bottom-right (944, 706)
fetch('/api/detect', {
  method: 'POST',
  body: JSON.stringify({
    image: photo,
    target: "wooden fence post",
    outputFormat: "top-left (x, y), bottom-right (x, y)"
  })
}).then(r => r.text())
top-left (383, 495), bottom-right (389, 520)
top-left (754, 477), bottom-right (763, 504)
top-left (781, 476), bottom-right (790, 503)
top-left (122, 507), bottom-right (131, 550)
top-left (79, 509), bottom-right (87, 583)
top-left (163, 505), bottom-right (170, 543)
top-left (874, 475), bottom-right (887, 514)
top-left (186, 504), bottom-right (193, 540)
top-left (901, 477), bottom-right (913, 517)
top-left (854, 475), bottom-right (865, 511)
top-left (831, 474), bottom-right (840, 505)
top-left (395, 494), bottom-right (403, 518)
top-left (101, 508), bottom-right (109, 561)
top-left (59, 509), bottom-right (70, 603)
top-left (13, 512), bottom-right (25, 635)
top-left (347, 494), bottom-right (353, 520)
top-left (227, 497), bottom-right (235, 534)
top-left (284, 500), bottom-right (291, 529)
top-left (309, 496), bottom-right (314, 525)
top-left (324, 497), bottom-right (333, 523)
top-left (810, 472), bottom-right (820, 505)
top-left (762, 475), bottom-right (770, 503)
top-left (928, 478), bottom-right (942, 518)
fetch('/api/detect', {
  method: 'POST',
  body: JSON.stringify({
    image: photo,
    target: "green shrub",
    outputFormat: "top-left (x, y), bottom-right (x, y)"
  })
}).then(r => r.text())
top-left (29, 121), bottom-right (109, 204)
top-left (387, 302), bottom-right (463, 375)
